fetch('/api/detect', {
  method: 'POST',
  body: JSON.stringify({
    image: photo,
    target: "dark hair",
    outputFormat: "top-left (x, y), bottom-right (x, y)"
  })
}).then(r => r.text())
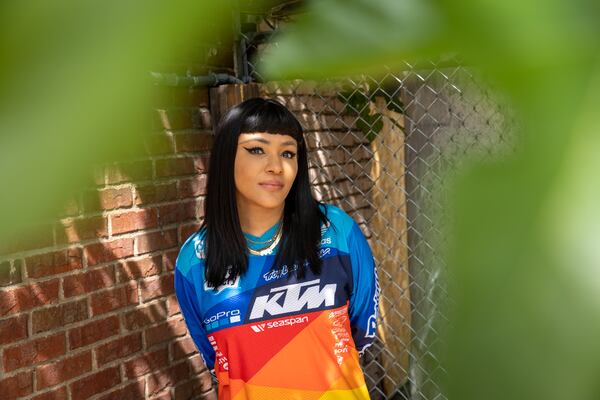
top-left (202, 97), bottom-right (327, 288)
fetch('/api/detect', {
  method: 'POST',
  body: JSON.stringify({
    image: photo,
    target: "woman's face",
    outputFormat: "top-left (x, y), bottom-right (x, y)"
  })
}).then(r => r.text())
top-left (234, 132), bottom-right (299, 213)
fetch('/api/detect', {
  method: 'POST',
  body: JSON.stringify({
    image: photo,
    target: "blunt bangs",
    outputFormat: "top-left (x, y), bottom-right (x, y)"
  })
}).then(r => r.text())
top-left (239, 99), bottom-right (304, 144)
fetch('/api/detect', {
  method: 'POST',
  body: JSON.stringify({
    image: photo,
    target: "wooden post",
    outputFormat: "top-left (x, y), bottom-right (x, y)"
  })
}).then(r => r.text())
top-left (209, 83), bottom-right (261, 128)
top-left (371, 97), bottom-right (411, 395)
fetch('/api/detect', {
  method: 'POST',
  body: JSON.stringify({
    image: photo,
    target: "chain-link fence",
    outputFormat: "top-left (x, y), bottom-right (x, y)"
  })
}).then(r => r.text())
top-left (233, 9), bottom-right (512, 400)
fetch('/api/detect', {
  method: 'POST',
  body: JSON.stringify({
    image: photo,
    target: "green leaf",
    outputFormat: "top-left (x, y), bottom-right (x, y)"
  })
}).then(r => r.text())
top-left (0, 0), bottom-right (230, 238)
top-left (356, 112), bottom-right (383, 142)
top-left (258, 0), bottom-right (446, 80)
top-left (338, 90), bottom-right (370, 115)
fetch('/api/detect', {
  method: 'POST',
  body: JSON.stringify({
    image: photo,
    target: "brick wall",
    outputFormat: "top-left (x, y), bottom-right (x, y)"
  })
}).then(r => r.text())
top-left (0, 84), bottom-right (215, 400)
top-left (0, 80), bottom-right (374, 399)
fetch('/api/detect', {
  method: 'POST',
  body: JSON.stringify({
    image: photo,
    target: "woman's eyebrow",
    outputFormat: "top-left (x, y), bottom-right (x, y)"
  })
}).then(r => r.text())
top-left (239, 137), bottom-right (297, 147)
top-left (239, 137), bottom-right (269, 145)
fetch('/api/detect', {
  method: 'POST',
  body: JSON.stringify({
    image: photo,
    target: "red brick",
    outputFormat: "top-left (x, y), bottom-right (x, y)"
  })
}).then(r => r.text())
top-left (37, 351), bottom-right (92, 389)
top-left (167, 294), bottom-right (180, 317)
top-left (84, 187), bottom-right (134, 212)
top-left (179, 223), bottom-right (202, 245)
top-left (150, 392), bottom-right (171, 400)
top-left (32, 299), bottom-right (88, 334)
top-left (0, 260), bottom-right (22, 286)
top-left (145, 133), bottom-right (176, 156)
top-left (163, 250), bottom-right (178, 271)
top-left (136, 229), bottom-right (178, 255)
top-left (141, 274), bottom-right (175, 302)
top-left (175, 132), bottom-right (213, 152)
top-left (196, 203), bottom-right (207, 221)
top-left (93, 166), bottom-right (105, 185)
top-left (123, 301), bottom-right (168, 331)
top-left (155, 157), bottom-right (207, 178)
top-left (171, 337), bottom-right (197, 360)
top-left (147, 361), bottom-right (189, 396)
top-left (195, 370), bottom-right (215, 392)
top-left (111, 209), bottom-right (158, 235)
top-left (96, 379), bottom-right (145, 400)
top-left (85, 238), bottom-right (134, 266)
top-left (124, 348), bottom-right (169, 378)
top-left (145, 317), bottom-right (187, 347)
top-left (58, 216), bottom-right (108, 244)
top-left (188, 88), bottom-right (210, 107)
top-left (0, 280), bottom-right (60, 317)
top-left (96, 333), bottom-right (143, 366)
top-left (60, 196), bottom-right (81, 217)
top-left (178, 176), bottom-right (207, 199)
top-left (3, 332), bottom-right (66, 372)
top-left (90, 282), bottom-right (138, 316)
top-left (63, 265), bottom-right (116, 298)
top-left (156, 157), bottom-right (193, 178)
top-left (0, 371), bottom-right (33, 399)
top-left (106, 160), bottom-right (153, 184)
top-left (174, 372), bottom-right (213, 400)
top-left (118, 255), bottom-right (162, 282)
top-left (201, 388), bottom-right (218, 400)
top-left (135, 182), bottom-right (178, 206)
top-left (31, 386), bottom-right (68, 400)
top-left (68, 315), bottom-right (120, 349)
top-left (173, 380), bottom-right (194, 400)
top-left (188, 354), bottom-right (208, 374)
top-left (157, 201), bottom-right (198, 227)
top-left (69, 366), bottom-right (121, 400)
top-left (154, 87), bottom-right (208, 108)
top-left (155, 109), bottom-right (196, 131)
top-left (0, 314), bottom-right (28, 345)
top-left (173, 379), bottom-right (195, 400)
top-left (25, 248), bottom-right (83, 279)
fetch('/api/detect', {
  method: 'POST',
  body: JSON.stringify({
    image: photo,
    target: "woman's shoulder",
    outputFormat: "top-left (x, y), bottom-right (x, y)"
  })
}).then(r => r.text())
top-left (176, 227), bottom-right (206, 276)
top-left (319, 203), bottom-right (358, 236)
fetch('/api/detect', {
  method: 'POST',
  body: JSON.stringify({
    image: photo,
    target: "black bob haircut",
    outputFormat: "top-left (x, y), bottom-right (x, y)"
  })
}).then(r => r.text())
top-left (202, 97), bottom-right (328, 288)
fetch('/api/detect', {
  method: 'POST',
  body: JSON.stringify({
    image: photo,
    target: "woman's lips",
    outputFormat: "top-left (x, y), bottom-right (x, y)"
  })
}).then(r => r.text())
top-left (259, 181), bottom-right (284, 191)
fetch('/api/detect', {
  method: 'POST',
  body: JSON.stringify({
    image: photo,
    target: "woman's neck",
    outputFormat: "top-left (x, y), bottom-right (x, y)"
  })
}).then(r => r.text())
top-left (237, 203), bottom-right (284, 237)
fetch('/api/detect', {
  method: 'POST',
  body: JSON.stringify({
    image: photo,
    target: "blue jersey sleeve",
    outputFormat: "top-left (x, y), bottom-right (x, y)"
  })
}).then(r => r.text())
top-left (347, 221), bottom-right (380, 355)
top-left (174, 249), bottom-right (215, 371)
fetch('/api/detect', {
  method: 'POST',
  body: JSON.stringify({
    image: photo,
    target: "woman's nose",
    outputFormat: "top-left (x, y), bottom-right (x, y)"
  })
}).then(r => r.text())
top-left (265, 153), bottom-right (283, 174)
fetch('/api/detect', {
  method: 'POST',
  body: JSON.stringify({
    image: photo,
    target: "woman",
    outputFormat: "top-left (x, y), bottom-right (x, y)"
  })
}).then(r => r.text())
top-left (175, 98), bottom-right (379, 399)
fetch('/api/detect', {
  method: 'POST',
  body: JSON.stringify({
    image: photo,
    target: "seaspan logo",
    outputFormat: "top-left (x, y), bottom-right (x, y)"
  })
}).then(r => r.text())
top-left (249, 279), bottom-right (337, 320)
top-left (250, 316), bottom-right (309, 333)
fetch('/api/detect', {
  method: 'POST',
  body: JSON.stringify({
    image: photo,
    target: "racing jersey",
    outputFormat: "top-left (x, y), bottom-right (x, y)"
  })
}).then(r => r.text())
top-left (174, 204), bottom-right (379, 400)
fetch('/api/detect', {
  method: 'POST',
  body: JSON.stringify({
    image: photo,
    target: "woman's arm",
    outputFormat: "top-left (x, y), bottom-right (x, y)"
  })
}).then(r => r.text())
top-left (174, 263), bottom-right (216, 372)
top-left (347, 221), bottom-right (380, 355)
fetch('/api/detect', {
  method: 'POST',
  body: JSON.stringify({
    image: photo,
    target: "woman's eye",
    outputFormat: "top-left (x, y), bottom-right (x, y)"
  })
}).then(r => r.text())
top-left (245, 147), bottom-right (264, 155)
top-left (282, 151), bottom-right (297, 159)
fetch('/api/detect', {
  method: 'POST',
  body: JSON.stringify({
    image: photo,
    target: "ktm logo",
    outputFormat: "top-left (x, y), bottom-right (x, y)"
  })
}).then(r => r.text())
top-left (249, 279), bottom-right (337, 320)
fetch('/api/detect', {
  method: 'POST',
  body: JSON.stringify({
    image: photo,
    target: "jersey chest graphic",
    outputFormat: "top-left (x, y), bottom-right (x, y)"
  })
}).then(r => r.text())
top-left (248, 278), bottom-right (337, 320)
top-left (200, 256), bottom-right (352, 332)
top-left (175, 204), bottom-right (379, 400)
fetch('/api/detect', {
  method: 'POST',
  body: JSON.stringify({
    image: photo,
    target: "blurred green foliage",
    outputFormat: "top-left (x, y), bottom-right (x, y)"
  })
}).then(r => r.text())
top-left (0, 0), bottom-right (229, 239)
top-left (261, 0), bottom-right (600, 399)
top-left (1, 0), bottom-right (599, 397)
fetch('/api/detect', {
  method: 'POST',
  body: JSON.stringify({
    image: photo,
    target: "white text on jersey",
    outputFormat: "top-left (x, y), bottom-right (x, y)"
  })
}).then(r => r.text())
top-left (249, 279), bottom-right (337, 320)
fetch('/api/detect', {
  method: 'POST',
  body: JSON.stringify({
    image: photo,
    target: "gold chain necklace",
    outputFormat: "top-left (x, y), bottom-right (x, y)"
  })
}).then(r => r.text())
top-left (247, 223), bottom-right (283, 256)
top-left (246, 234), bottom-right (276, 245)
